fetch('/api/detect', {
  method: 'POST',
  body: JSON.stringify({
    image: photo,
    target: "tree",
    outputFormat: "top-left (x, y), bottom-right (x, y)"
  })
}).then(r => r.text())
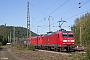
top-left (72, 12), bottom-right (90, 46)
top-left (0, 42), bottom-right (2, 46)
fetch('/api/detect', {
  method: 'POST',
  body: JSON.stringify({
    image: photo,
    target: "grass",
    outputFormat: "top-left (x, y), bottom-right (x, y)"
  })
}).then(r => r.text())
top-left (6, 51), bottom-right (15, 60)
top-left (11, 44), bottom-right (35, 51)
top-left (85, 48), bottom-right (90, 60)
top-left (28, 44), bottom-right (35, 51)
top-left (10, 44), bottom-right (90, 60)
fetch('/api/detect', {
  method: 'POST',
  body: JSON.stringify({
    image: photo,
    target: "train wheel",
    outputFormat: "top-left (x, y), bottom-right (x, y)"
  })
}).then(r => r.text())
top-left (55, 47), bottom-right (59, 52)
top-left (66, 47), bottom-right (68, 52)
top-left (60, 48), bottom-right (62, 52)
top-left (38, 46), bottom-right (40, 49)
top-left (47, 47), bottom-right (51, 50)
top-left (45, 46), bottom-right (47, 50)
top-left (66, 46), bottom-right (70, 52)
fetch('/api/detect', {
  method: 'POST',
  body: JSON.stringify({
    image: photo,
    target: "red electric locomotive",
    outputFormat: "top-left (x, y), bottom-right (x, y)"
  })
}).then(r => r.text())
top-left (37, 35), bottom-right (43, 48)
top-left (30, 36), bottom-right (38, 48)
top-left (30, 29), bottom-right (76, 51)
top-left (42, 29), bottom-right (75, 51)
top-left (30, 35), bottom-right (43, 49)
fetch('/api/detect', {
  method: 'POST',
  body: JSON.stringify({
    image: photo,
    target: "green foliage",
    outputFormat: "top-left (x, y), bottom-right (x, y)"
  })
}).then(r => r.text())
top-left (0, 42), bottom-right (2, 46)
top-left (86, 49), bottom-right (90, 60)
top-left (68, 53), bottom-right (74, 57)
top-left (13, 45), bottom-right (27, 50)
top-left (72, 12), bottom-right (90, 45)
top-left (0, 25), bottom-right (37, 45)
top-left (0, 25), bottom-right (37, 39)
top-left (77, 54), bottom-right (86, 60)
top-left (11, 44), bottom-right (35, 51)
top-left (28, 45), bottom-right (35, 51)
top-left (0, 34), bottom-right (7, 45)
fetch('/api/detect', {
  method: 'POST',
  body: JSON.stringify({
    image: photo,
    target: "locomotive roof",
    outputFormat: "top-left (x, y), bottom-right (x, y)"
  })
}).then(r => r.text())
top-left (62, 31), bottom-right (73, 33)
top-left (40, 29), bottom-right (73, 36)
top-left (43, 32), bottom-right (56, 36)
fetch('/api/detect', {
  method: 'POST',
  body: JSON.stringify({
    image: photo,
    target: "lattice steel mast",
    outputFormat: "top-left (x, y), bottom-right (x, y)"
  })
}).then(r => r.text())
top-left (27, 2), bottom-right (31, 38)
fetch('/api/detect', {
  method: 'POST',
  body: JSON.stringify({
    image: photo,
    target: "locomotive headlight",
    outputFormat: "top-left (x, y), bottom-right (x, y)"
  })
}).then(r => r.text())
top-left (71, 40), bottom-right (75, 42)
top-left (63, 40), bottom-right (67, 42)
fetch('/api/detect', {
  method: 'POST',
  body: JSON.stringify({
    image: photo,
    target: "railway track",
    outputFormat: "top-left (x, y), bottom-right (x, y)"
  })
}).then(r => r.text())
top-left (36, 49), bottom-right (86, 56)
top-left (38, 49), bottom-right (69, 55)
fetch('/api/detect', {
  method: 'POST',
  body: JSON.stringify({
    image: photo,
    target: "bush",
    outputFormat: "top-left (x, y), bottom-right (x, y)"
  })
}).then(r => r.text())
top-left (86, 49), bottom-right (90, 60)
top-left (0, 42), bottom-right (2, 46)
top-left (16, 45), bottom-right (27, 50)
top-left (28, 45), bottom-right (35, 51)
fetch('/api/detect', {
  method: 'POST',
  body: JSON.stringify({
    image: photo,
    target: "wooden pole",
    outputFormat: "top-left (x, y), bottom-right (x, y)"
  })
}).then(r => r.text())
top-left (80, 27), bottom-right (82, 46)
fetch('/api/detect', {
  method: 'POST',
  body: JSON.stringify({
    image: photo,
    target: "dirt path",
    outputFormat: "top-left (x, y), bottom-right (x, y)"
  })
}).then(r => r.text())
top-left (7, 47), bottom-right (25, 60)
top-left (0, 46), bottom-right (8, 60)
top-left (0, 46), bottom-right (27, 60)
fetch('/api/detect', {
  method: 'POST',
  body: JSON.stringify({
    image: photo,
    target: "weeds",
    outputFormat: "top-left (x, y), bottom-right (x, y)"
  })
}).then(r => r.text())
top-left (11, 44), bottom-right (35, 51)
top-left (28, 45), bottom-right (35, 51)
top-left (86, 48), bottom-right (90, 60)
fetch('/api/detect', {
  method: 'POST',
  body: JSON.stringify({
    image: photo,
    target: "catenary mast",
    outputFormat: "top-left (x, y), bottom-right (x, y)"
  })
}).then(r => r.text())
top-left (27, 2), bottom-right (31, 38)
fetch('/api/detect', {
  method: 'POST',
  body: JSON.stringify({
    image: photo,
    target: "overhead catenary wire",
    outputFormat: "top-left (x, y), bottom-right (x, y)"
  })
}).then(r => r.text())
top-left (40, 18), bottom-right (67, 34)
top-left (31, 0), bottom-right (70, 34)
top-left (64, 0), bottom-right (90, 19)
top-left (48, 0), bottom-right (70, 16)
top-left (30, 0), bottom-right (60, 29)
top-left (43, 0), bottom-right (60, 13)
top-left (54, 0), bottom-right (90, 19)
top-left (31, 0), bottom-right (90, 35)
top-left (64, 9), bottom-right (90, 20)
top-left (39, 2), bottom-right (90, 34)
top-left (80, 0), bottom-right (90, 7)
top-left (55, 5), bottom-right (77, 18)
top-left (38, 0), bottom-right (73, 33)
top-left (31, 0), bottom-right (70, 30)
top-left (62, 0), bottom-right (87, 19)
top-left (62, 8), bottom-right (78, 18)
top-left (51, 0), bottom-right (90, 28)
top-left (54, 0), bottom-right (84, 18)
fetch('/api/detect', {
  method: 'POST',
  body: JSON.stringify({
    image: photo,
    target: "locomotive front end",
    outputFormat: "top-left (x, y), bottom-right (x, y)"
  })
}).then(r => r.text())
top-left (62, 31), bottom-right (76, 51)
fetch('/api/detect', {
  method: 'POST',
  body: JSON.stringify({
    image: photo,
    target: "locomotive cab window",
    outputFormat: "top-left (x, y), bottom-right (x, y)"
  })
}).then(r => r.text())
top-left (68, 34), bottom-right (73, 37)
top-left (68, 33), bottom-right (74, 37)
top-left (62, 33), bottom-right (74, 37)
top-left (62, 34), bottom-right (67, 37)
top-left (62, 33), bottom-right (67, 37)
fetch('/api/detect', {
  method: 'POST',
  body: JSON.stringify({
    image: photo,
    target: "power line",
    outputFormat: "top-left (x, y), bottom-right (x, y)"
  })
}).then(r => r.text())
top-left (40, 10), bottom-right (90, 34)
top-left (43, 0), bottom-right (60, 13)
top-left (62, 8), bottom-right (78, 18)
top-left (64, 9), bottom-right (90, 20)
top-left (55, 5), bottom-right (76, 18)
top-left (31, 0), bottom-right (70, 29)
top-left (48, 0), bottom-right (70, 16)
top-left (30, 0), bottom-right (60, 29)
top-left (80, 0), bottom-right (90, 7)
top-left (56, 0), bottom-right (90, 19)
top-left (64, 0), bottom-right (90, 19)
top-left (37, 0), bottom-right (70, 32)
top-left (31, 0), bottom-right (90, 35)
